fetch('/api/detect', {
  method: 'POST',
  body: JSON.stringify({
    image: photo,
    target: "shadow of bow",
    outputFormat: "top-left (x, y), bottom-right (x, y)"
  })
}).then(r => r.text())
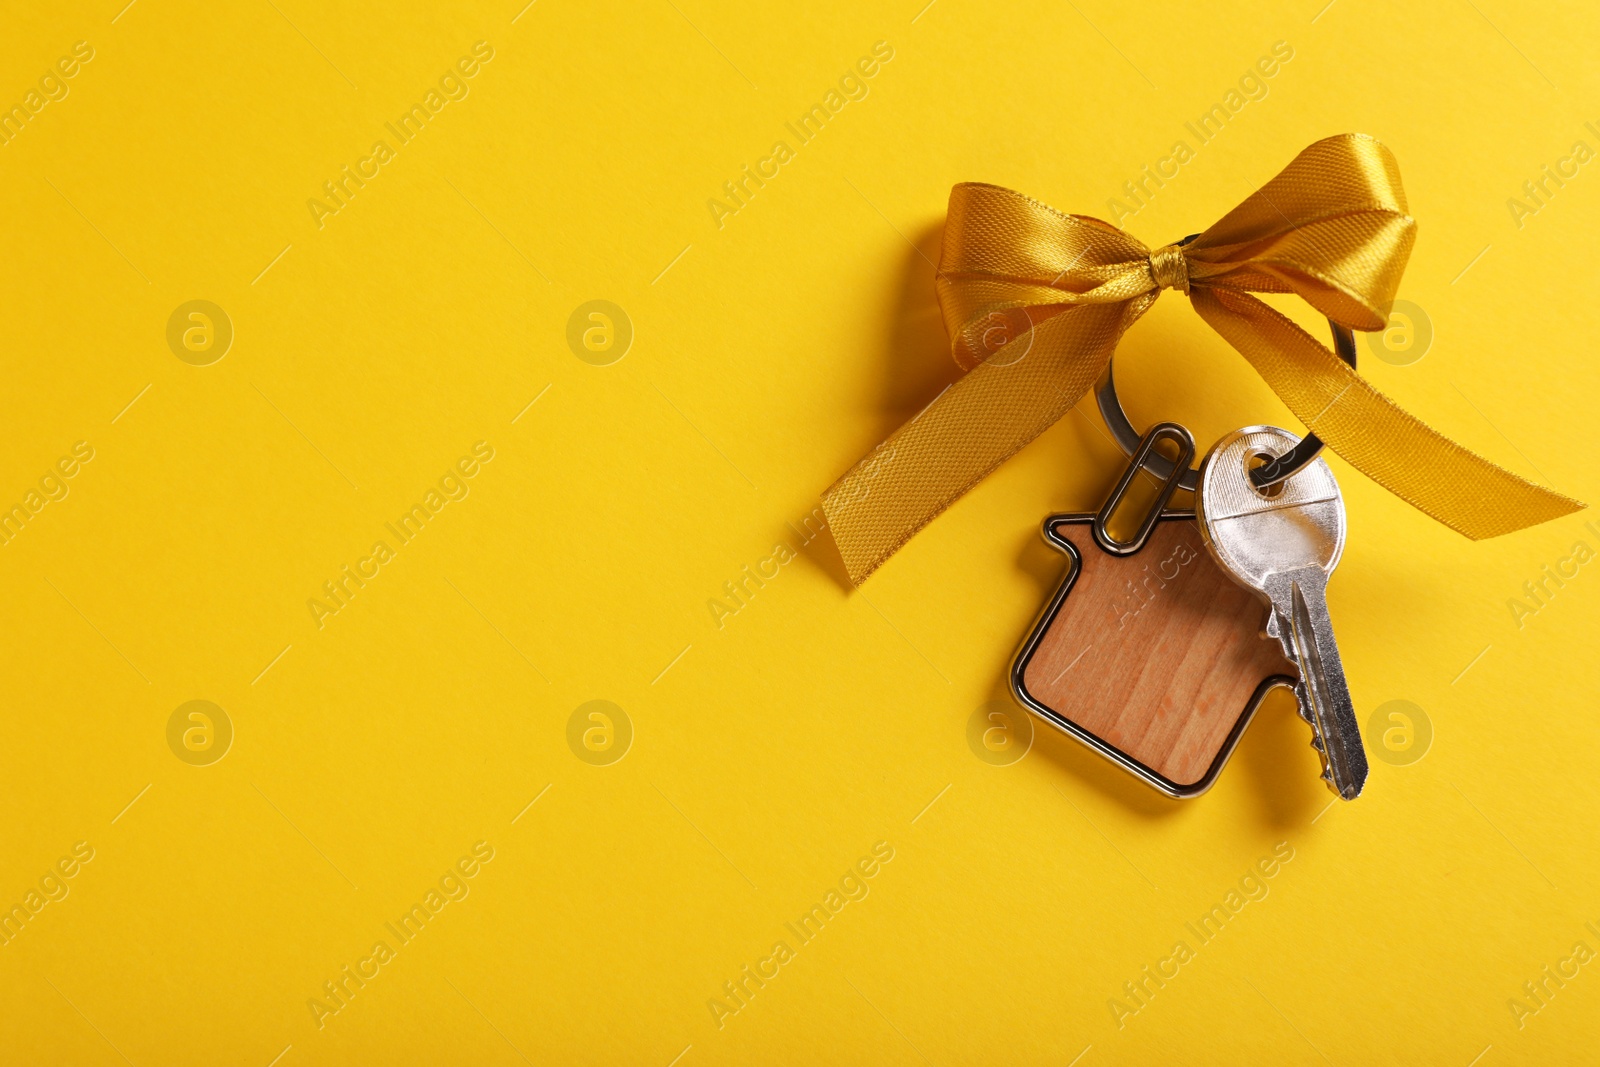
top-left (875, 220), bottom-right (960, 434)
top-left (794, 219), bottom-right (956, 595)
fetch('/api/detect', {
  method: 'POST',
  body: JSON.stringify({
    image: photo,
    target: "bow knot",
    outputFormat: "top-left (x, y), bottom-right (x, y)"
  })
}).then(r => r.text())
top-left (1147, 243), bottom-right (1189, 294)
top-left (821, 133), bottom-right (1583, 584)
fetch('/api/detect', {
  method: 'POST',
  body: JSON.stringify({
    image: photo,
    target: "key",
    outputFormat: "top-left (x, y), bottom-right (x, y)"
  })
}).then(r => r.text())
top-left (1195, 426), bottom-right (1369, 800)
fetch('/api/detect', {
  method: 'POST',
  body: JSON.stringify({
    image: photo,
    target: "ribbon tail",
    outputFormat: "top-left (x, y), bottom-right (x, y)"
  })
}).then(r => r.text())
top-left (1190, 287), bottom-right (1585, 538)
top-left (823, 300), bottom-right (1148, 583)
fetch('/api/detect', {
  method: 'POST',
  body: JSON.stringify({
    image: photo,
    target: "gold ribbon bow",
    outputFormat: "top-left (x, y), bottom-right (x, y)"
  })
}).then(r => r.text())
top-left (822, 133), bottom-right (1582, 583)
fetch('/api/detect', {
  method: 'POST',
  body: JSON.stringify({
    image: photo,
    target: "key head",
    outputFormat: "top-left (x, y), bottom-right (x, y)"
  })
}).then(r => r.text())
top-left (1196, 426), bottom-right (1346, 592)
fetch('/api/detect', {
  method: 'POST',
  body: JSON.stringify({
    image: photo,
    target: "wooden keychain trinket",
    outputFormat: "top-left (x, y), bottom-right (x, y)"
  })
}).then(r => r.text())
top-left (1010, 321), bottom-right (1363, 798)
top-left (1011, 423), bottom-right (1297, 797)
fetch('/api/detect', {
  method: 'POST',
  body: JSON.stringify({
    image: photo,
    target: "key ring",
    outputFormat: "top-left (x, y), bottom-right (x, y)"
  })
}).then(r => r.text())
top-left (1095, 235), bottom-right (1358, 492)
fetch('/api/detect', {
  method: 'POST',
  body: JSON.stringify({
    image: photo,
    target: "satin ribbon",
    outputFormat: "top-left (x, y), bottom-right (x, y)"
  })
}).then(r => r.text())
top-left (822, 133), bottom-right (1583, 583)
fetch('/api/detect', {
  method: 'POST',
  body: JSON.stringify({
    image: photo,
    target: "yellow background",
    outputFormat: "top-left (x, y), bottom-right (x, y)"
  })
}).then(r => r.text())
top-left (2, 0), bottom-right (1597, 1063)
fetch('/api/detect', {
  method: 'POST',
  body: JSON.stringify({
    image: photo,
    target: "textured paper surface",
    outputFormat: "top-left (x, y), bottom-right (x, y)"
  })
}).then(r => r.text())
top-left (2, 1), bottom-right (1597, 1064)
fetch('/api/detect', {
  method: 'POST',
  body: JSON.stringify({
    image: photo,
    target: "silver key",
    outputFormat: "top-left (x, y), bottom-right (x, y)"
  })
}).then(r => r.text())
top-left (1195, 426), bottom-right (1369, 800)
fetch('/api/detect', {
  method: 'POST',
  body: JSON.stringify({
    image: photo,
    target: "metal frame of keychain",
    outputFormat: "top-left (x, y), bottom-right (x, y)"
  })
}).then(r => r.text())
top-left (1009, 266), bottom-right (1371, 801)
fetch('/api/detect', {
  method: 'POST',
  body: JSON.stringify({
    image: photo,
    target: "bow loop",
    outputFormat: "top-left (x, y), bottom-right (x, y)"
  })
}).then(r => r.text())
top-left (1186, 132), bottom-right (1416, 330)
top-left (1191, 132), bottom-right (1410, 249)
top-left (822, 134), bottom-right (1582, 584)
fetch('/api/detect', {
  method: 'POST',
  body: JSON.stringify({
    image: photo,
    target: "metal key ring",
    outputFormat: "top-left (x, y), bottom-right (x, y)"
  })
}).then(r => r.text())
top-left (1096, 234), bottom-right (1358, 492)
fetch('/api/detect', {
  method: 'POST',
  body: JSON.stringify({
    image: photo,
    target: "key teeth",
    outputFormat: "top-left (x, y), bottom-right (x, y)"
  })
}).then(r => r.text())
top-left (1315, 743), bottom-right (1341, 792)
top-left (1295, 685), bottom-right (1341, 792)
top-left (1299, 692), bottom-right (1362, 800)
top-left (1294, 684), bottom-right (1315, 724)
